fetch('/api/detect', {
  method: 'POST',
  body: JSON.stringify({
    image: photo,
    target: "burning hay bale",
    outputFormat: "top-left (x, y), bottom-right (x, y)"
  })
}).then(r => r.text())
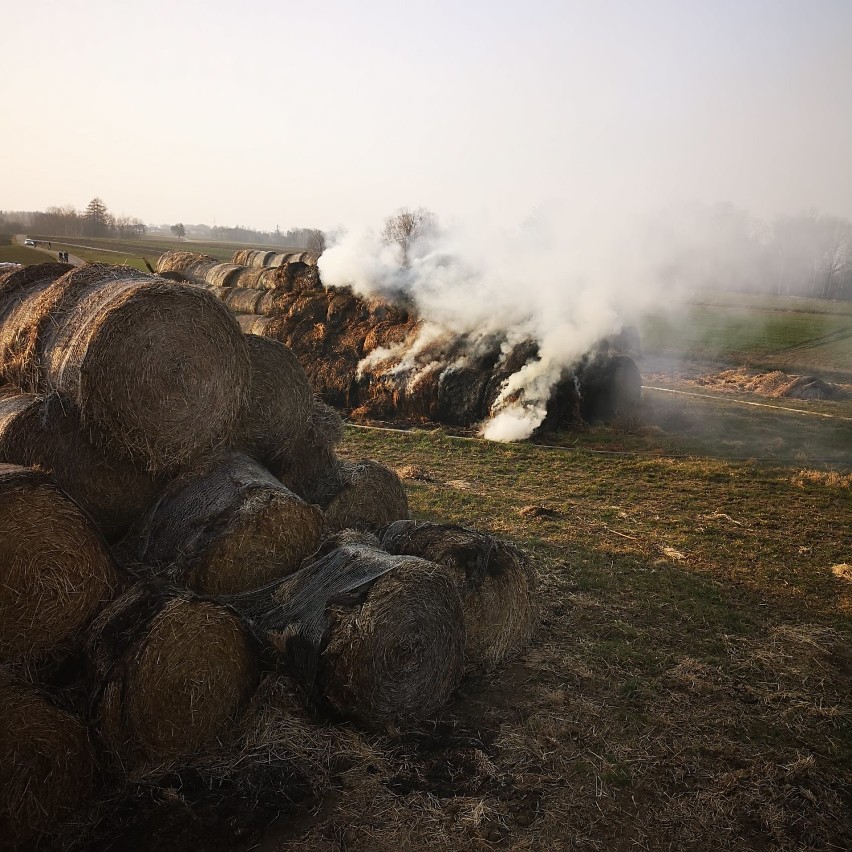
top-left (0, 389), bottom-right (163, 540)
top-left (233, 335), bottom-right (312, 468)
top-left (87, 586), bottom-right (260, 770)
top-left (0, 464), bottom-right (117, 664)
top-left (0, 670), bottom-right (97, 845)
top-left (321, 459), bottom-right (410, 533)
top-left (233, 542), bottom-right (466, 724)
top-left (381, 521), bottom-right (537, 669)
top-left (3, 264), bottom-right (252, 471)
top-left (120, 452), bottom-right (326, 595)
top-left (576, 353), bottom-right (642, 422)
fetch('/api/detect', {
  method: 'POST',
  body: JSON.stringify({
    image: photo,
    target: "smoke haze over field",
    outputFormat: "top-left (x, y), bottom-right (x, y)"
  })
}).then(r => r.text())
top-left (4, 2), bottom-right (852, 436)
top-left (2, 1), bottom-right (851, 229)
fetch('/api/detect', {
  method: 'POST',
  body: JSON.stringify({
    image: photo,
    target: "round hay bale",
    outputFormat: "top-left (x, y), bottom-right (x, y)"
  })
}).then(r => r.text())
top-left (0, 670), bottom-right (97, 844)
top-left (0, 262), bottom-right (70, 388)
top-left (236, 542), bottom-right (466, 723)
top-left (381, 521), bottom-right (538, 669)
top-left (0, 389), bottom-right (163, 541)
top-left (154, 250), bottom-right (219, 283)
top-left (233, 336), bottom-right (312, 468)
top-left (322, 460), bottom-right (410, 533)
top-left (206, 263), bottom-right (243, 288)
top-left (121, 452), bottom-right (326, 595)
top-left (236, 314), bottom-right (275, 336)
top-left (30, 264), bottom-right (251, 471)
top-left (224, 287), bottom-right (265, 314)
top-left (276, 397), bottom-right (344, 498)
top-left (0, 464), bottom-right (118, 664)
top-left (88, 587), bottom-right (260, 769)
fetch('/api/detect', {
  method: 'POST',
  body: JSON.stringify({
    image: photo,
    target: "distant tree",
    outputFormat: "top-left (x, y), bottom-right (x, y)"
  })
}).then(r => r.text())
top-left (84, 197), bottom-right (111, 237)
top-left (381, 207), bottom-right (436, 266)
top-left (171, 223), bottom-right (186, 238)
top-left (116, 216), bottom-right (147, 239)
top-left (306, 229), bottom-right (327, 256)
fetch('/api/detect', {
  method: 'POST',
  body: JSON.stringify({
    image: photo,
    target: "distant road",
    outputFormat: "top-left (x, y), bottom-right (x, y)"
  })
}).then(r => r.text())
top-left (14, 234), bottom-right (85, 266)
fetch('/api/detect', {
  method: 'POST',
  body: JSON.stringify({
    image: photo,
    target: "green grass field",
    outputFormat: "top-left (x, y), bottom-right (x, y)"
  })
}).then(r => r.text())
top-left (638, 301), bottom-right (852, 378)
top-left (0, 243), bottom-right (54, 265)
top-left (27, 234), bottom-right (307, 265)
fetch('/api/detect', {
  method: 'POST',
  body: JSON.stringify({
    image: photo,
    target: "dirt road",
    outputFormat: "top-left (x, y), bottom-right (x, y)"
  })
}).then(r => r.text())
top-left (14, 234), bottom-right (86, 266)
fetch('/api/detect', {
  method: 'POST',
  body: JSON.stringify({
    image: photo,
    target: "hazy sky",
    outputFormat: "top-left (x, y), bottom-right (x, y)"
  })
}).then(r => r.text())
top-left (3, 0), bottom-right (851, 230)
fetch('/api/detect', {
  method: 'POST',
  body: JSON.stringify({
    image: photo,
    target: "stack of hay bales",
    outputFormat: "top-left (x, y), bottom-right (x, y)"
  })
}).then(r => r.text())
top-left (0, 260), bottom-right (538, 846)
top-left (155, 249), bottom-right (641, 428)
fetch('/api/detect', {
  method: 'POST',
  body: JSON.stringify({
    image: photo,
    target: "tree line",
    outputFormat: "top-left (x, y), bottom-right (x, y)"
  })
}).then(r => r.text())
top-left (0, 200), bottom-right (326, 253)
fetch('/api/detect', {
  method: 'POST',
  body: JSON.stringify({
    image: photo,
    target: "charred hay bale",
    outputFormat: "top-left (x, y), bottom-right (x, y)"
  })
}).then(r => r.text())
top-left (0, 262), bottom-right (70, 388)
top-left (233, 543), bottom-right (465, 723)
top-left (276, 397), bottom-right (344, 498)
top-left (0, 390), bottom-right (163, 541)
top-left (224, 287), bottom-right (264, 314)
top-left (435, 364), bottom-right (493, 425)
top-left (26, 264), bottom-right (251, 471)
top-left (87, 586), bottom-right (260, 769)
top-left (233, 336), bottom-right (312, 467)
top-left (121, 452), bottom-right (325, 595)
top-left (319, 460), bottom-right (410, 533)
top-left (381, 521), bottom-right (537, 669)
top-left (780, 376), bottom-right (849, 401)
top-left (304, 350), bottom-right (361, 409)
top-left (0, 464), bottom-right (117, 664)
top-left (577, 354), bottom-right (642, 422)
top-left (0, 670), bottom-right (97, 845)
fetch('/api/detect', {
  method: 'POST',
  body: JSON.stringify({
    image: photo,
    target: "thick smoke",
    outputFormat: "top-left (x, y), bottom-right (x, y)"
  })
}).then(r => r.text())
top-left (318, 203), bottom-right (770, 441)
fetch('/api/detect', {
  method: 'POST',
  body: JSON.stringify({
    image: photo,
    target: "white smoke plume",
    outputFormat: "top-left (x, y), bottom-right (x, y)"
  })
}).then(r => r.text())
top-left (318, 202), bottom-right (748, 441)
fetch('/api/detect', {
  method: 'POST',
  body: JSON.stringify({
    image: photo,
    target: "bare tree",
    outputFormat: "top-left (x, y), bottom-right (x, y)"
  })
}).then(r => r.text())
top-left (306, 229), bottom-right (327, 256)
top-left (381, 207), bottom-right (436, 266)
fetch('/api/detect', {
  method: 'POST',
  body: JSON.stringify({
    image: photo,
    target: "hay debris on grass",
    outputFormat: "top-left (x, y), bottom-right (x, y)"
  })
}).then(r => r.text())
top-left (28, 264), bottom-right (252, 471)
top-left (233, 335), bottom-right (312, 469)
top-left (0, 464), bottom-right (117, 664)
top-left (381, 521), bottom-right (538, 670)
top-left (0, 388), bottom-right (163, 540)
top-left (232, 542), bottom-right (466, 724)
top-left (0, 669), bottom-right (97, 845)
top-left (87, 586), bottom-right (260, 771)
top-left (120, 452), bottom-right (326, 595)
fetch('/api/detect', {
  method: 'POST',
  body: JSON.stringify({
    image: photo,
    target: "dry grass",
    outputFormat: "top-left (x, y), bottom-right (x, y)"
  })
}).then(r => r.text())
top-left (792, 469), bottom-right (852, 489)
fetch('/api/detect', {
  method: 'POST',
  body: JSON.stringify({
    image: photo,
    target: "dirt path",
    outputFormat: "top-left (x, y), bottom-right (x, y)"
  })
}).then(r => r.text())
top-left (14, 234), bottom-right (86, 266)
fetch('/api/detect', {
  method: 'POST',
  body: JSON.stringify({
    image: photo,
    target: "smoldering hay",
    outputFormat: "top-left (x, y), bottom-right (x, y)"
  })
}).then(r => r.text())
top-left (155, 249), bottom-right (641, 436)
